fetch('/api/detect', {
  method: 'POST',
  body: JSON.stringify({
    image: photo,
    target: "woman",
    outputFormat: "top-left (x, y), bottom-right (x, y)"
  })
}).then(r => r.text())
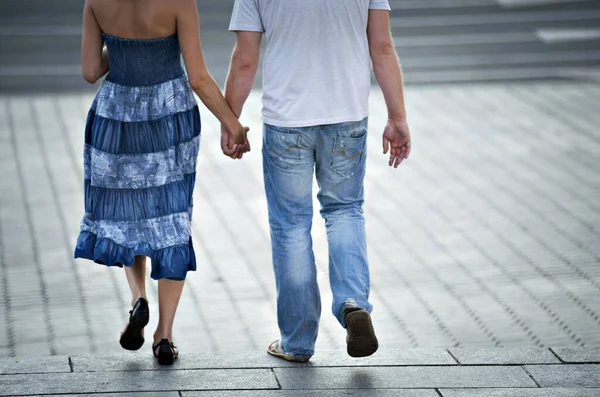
top-left (75, 0), bottom-right (248, 365)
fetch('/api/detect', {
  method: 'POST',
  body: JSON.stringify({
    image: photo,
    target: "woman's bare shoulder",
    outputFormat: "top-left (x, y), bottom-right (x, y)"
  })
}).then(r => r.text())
top-left (86, 0), bottom-right (192, 15)
top-left (170, 0), bottom-right (198, 13)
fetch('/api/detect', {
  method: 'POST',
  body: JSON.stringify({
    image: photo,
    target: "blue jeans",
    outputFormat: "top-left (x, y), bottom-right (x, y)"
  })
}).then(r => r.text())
top-left (262, 118), bottom-right (373, 358)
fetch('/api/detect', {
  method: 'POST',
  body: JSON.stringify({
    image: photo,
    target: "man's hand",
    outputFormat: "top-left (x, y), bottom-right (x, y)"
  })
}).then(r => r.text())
top-left (382, 119), bottom-right (411, 168)
top-left (221, 124), bottom-right (251, 159)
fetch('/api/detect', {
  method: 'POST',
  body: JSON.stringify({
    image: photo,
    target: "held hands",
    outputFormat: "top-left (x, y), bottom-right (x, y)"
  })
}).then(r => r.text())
top-left (382, 118), bottom-right (411, 168)
top-left (221, 122), bottom-right (251, 159)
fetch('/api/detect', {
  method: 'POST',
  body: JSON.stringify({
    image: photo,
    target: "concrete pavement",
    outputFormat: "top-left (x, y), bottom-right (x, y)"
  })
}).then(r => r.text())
top-left (1, 83), bottom-right (599, 358)
top-left (0, 347), bottom-right (599, 395)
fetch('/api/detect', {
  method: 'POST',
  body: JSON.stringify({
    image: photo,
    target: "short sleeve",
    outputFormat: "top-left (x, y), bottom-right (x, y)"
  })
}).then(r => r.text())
top-left (229, 0), bottom-right (264, 32)
top-left (369, 0), bottom-right (391, 11)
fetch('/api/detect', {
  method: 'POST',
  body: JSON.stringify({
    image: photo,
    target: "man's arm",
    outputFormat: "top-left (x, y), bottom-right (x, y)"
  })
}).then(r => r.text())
top-left (222, 31), bottom-right (262, 157)
top-left (368, 10), bottom-right (411, 168)
top-left (225, 32), bottom-right (262, 118)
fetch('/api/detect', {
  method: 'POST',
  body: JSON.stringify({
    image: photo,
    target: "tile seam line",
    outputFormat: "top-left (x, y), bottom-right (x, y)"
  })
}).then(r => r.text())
top-left (9, 388), bottom-right (282, 395)
top-left (65, 364), bottom-right (468, 373)
top-left (548, 347), bottom-right (566, 363)
top-left (8, 361), bottom-right (598, 375)
top-left (446, 349), bottom-right (462, 365)
top-left (8, 367), bottom-right (283, 375)
top-left (521, 365), bottom-right (542, 388)
top-left (61, 363), bottom-right (593, 373)
top-left (271, 367), bottom-right (282, 389)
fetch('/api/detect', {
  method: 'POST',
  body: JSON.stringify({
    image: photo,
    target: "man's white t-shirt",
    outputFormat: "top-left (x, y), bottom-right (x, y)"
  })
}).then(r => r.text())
top-left (229, 0), bottom-right (391, 128)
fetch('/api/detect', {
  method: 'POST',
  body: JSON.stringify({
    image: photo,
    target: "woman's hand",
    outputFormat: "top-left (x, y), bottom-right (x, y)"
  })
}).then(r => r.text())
top-left (221, 123), bottom-right (251, 159)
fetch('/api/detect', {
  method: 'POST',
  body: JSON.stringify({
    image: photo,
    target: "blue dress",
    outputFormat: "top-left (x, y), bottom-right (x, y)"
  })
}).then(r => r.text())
top-left (74, 33), bottom-right (200, 280)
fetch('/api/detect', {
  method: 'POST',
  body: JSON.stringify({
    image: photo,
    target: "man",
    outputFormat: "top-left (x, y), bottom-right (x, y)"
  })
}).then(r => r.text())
top-left (222, 0), bottom-right (411, 362)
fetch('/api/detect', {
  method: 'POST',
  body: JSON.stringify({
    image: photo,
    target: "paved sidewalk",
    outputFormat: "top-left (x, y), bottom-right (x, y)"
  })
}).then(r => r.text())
top-left (1, 347), bottom-right (599, 395)
top-left (0, 82), bottom-right (599, 359)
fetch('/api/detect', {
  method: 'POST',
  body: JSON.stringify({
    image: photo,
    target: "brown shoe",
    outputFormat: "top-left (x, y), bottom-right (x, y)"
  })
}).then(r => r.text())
top-left (345, 309), bottom-right (378, 358)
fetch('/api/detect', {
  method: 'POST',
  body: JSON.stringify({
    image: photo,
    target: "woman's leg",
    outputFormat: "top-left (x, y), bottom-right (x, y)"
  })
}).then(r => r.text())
top-left (154, 279), bottom-right (185, 354)
top-left (124, 256), bottom-right (148, 306)
top-left (120, 256), bottom-right (150, 350)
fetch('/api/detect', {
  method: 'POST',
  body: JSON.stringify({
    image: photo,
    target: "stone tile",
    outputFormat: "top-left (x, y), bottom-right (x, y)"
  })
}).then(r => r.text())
top-left (184, 391), bottom-right (438, 397)
top-left (551, 347), bottom-right (600, 363)
top-left (440, 389), bottom-right (600, 397)
top-left (525, 364), bottom-right (600, 388)
top-left (28, 394), bottom-right (178, 397)
top-left (0, 356), bottom-right (70, 374)
top-left (274, 366), bottom-right (536, 389)
top-left (71, 349), bottom-right (456, 372)
top-left (449, 348), bottom-right (560, 364)
top-left (0, 369), bottom-right (278, 395)
top-left (13, 341), bottom-right (52, 357)
top-left (54, 336), bottom-right (95, 356)
top-left (306, 349), bottom-right (457, 366)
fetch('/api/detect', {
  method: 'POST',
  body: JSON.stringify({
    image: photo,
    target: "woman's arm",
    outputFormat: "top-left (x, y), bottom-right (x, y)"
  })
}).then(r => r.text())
top-left (176, 0), bottom-right (248, 149)
top-left (81, 0), bottom-right (109, 84)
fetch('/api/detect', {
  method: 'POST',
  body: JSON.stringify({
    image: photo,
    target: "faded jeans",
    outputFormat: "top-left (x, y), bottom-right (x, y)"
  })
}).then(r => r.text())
top-left (262, 118), bottom-right (373, 358)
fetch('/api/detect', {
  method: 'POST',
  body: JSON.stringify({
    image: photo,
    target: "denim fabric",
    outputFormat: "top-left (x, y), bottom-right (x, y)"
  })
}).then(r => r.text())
top-left (79, 212), bottom-right (190, 250)
top-left (76, 34), bottom-right (199, 280)
top-left (84, 173), bottom-right (195, 222)
top-left (84, 135), bottom-right (199, 189)
top-left (262, 118), bottom-right (373, 357)
top-left (75, 231), bottom-right (196, 280)
top-left (103, 33), bottom-right (184, 86)
top-left (94, 76), bottom-right (196, 122)
top-left (87, 107), bottom-right (200, 154)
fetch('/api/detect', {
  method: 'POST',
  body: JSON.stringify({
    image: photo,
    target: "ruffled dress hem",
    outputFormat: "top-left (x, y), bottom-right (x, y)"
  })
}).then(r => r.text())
top-left (74, 231), bottom-right (196, 281)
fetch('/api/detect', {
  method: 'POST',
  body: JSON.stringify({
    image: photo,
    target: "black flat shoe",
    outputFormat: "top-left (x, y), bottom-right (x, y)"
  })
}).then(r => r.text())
top-left (153, 339), bottom-right (178, 365)
top-left (119, 297), bottom-right (149, 351)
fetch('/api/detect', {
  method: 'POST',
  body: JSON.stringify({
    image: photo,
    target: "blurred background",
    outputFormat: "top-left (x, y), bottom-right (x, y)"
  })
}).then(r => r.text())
top-left (0, 0), bottom-right (599, 358)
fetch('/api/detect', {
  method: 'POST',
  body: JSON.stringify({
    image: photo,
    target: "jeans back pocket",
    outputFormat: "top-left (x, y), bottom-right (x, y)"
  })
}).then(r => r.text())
top-left (329, 133), bottom-right (366, 177)
top-left (265, 127), bottom-right (302, 170)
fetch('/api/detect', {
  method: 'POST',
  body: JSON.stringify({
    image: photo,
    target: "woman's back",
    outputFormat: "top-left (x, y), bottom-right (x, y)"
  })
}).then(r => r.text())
top-left (88, 0), bottom-right (187, 87)
top-left (88, 0), bottom-right (176, 39)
